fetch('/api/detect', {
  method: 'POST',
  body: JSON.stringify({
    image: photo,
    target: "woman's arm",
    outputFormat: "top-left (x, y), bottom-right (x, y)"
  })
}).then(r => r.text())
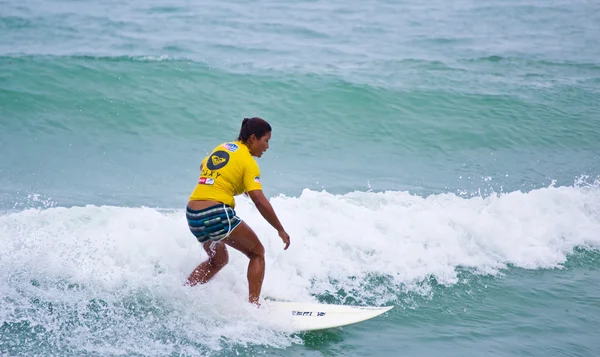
top-left (248, 190), bottom-right (290, 249)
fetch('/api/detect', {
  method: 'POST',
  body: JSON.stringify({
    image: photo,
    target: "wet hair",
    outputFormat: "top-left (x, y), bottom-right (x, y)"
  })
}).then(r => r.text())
top-left (237, 117), bottom-right (272, 143)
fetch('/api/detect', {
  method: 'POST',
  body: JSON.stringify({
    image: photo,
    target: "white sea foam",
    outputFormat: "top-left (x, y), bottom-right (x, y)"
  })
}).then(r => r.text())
top-left (1, 183), bottom-right (599, 354)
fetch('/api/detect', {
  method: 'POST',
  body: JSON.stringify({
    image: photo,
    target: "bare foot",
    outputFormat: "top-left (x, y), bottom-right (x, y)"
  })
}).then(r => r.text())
top-left (249, 299), bottom-right (261, 308)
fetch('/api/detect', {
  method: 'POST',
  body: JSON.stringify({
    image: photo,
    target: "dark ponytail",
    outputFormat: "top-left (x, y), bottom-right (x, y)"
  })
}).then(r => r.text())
top-left (238, 117), bottom-right (272, 143)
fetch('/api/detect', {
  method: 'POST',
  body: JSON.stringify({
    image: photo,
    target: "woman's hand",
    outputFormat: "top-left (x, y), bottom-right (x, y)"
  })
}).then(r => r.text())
top-left (278, 229), bottom-right (290, 250)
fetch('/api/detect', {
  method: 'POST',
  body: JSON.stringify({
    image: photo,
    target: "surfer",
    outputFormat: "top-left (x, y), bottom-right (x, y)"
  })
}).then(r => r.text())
top-left (185, 117), bottom-right (291, 306)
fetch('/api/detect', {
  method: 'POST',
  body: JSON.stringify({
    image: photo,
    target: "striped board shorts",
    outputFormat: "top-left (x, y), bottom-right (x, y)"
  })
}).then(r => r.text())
top-left (186, 204), bottom-right (242, 243)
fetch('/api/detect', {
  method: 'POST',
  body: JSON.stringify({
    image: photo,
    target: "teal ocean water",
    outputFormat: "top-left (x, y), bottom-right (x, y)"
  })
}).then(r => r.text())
top-left (1, 0), bottom-right (600, 356)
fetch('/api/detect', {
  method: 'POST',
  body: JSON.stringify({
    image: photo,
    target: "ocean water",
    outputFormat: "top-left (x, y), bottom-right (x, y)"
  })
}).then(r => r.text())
top-left (1, 0), bottom-right (600, 356)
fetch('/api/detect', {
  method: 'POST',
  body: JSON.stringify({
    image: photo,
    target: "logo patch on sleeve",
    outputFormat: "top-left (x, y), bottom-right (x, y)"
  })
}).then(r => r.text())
top-left (254, 176), bottom-right (261, 183)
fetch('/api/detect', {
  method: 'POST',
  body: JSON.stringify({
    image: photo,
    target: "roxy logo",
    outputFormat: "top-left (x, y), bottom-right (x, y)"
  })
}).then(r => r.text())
top-left (211, 156), bottom-right (226, 166)
top-left (206, 150), bottom-right (230, 170)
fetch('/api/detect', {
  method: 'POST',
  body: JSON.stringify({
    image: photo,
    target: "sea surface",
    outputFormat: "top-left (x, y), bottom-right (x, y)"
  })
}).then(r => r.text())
top-left (1, 0), bottom-right (600, 356)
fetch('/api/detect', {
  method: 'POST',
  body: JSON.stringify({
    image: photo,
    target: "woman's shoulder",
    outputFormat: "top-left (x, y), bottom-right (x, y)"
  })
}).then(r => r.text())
top-left (207, 141), bottom-right (239, 153)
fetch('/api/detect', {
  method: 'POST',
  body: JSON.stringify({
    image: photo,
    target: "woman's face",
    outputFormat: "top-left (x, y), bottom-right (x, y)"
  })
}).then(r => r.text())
top-left (248, 131), bottom-right (271, 158)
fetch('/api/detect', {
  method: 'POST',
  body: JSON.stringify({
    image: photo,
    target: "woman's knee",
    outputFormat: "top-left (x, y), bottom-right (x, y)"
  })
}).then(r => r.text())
top-left (206, 242), bottom-right (229, 268)
top-left (250, 241), bottom-right (265, 259)
top-left (244, 231), bottom-right (265, 259)
top-left (213, 251), bottom-right (229, 268)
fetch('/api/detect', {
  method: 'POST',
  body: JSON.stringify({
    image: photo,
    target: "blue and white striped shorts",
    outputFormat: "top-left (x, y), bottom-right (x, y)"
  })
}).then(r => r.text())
top-left (186, 204), bottom-right (242, 243)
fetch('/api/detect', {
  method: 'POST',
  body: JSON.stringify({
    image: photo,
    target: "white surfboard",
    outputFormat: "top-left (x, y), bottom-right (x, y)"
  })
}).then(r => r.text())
top-left (263, 301), bottom-right (394, 332)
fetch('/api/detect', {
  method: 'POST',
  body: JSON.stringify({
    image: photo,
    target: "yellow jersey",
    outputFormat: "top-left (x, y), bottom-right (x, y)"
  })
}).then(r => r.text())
top-left (189, 141), bottom-right (262, 208)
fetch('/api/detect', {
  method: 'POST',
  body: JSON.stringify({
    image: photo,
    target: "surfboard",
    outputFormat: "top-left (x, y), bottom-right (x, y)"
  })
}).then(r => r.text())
top-left (263, 301), bottom-right (394, 332)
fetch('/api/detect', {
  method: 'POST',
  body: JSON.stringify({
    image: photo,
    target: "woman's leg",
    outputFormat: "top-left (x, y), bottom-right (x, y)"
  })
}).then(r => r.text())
top-left (186, 241), bottom-right (229, 286)
top-left (223, 221), bottom-right (265, 305)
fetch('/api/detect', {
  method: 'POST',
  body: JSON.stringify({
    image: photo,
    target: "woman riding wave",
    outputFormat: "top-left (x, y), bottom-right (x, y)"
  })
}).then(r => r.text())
top-left (186, 117), bottom-right (290, 305)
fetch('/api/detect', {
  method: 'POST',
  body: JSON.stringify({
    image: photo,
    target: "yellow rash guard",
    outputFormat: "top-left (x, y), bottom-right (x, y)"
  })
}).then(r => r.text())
top-left (189, 141), bottom-right (262, 208)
